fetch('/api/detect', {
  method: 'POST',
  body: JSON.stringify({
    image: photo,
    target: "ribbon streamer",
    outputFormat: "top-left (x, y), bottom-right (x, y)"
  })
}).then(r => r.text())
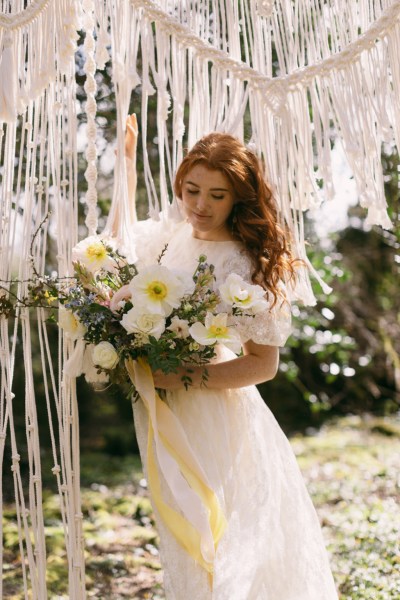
top-left (126, 358), bottom-right (226, 575)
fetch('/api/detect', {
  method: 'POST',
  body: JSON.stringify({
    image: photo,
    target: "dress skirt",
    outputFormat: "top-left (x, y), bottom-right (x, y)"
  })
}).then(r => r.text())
top-left (133, 365), bottom-right (338, 599)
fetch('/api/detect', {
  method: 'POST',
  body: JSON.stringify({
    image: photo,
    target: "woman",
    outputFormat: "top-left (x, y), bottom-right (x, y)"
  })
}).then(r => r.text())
top-left (127, 126), bottom-right (338, 599)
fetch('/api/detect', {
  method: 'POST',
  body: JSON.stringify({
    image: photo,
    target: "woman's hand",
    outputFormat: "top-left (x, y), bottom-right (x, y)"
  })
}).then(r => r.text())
top-left (153, 366), bottom-right (201, 390)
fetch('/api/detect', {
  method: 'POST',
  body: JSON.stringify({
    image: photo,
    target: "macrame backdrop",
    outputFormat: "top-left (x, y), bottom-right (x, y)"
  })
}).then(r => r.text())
top-left (0, 0), bottom-right (399, 597)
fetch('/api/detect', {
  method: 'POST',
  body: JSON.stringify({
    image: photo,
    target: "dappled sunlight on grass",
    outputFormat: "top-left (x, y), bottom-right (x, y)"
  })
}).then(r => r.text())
top-left (292, 416), bottom-right (400, 599)
top-left (3, 416), bottom-right (400, 598)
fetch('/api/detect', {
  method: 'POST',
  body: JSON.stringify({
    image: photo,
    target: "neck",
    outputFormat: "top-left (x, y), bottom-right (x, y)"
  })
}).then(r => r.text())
top-left (191, 225), bottom-right (235, 242)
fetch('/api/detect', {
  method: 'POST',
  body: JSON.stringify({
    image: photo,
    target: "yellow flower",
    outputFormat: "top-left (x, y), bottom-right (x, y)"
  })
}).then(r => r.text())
top-left (129, 265), bottom-right (186, 316)
top-left (58, 307), bottom-right (86, 340)
top-left (72, 235), bottom-right (118, 274)
top-left (219, 273), bottom-right (268, 314)
top-left (85, 242), bottom-right (107, 262)
top-left (189, 312), bottom-right (241, 353)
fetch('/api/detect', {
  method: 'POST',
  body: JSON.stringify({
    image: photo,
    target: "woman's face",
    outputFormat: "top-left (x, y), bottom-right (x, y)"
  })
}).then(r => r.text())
top-left (180, 164), bottom-right (236, 241)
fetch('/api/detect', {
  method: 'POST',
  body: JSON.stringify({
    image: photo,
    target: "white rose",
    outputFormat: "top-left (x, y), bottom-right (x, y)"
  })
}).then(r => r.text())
top-left (82, 344), bottom-right (110, 384)
top-left (121, 305), bottom-right (166, 340)
top-left (92, 341), bottom-right (119, 370)
top-left (58, 307), bottom-right (86, 340)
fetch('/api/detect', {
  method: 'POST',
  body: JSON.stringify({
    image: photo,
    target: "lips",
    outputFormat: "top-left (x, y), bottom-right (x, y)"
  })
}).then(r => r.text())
top-left (193, 211), bottom-right (211, 219)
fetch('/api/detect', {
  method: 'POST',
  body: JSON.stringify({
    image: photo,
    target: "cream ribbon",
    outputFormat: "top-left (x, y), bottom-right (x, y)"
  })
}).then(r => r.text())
top-left (126, 358), bottom-right (226, 574)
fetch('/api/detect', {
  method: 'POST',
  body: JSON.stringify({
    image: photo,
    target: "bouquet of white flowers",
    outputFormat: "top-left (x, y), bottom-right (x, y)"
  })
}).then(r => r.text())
top-left (3, 234), bottom-right (269, 394)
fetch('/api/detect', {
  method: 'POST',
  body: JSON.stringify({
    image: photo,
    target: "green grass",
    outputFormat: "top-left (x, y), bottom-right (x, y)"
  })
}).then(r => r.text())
top-left (3, 415), bottom-right (400, 599)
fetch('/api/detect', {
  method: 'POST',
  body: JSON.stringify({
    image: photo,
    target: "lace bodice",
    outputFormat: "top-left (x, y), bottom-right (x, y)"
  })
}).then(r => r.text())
top-left (133, 219), bottom-right (292, 347)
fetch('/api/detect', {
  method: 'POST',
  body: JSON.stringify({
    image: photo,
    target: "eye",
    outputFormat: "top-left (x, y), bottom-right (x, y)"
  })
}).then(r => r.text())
top-left (211, 195), bottom-right (224, 200)
top-left (186, 188), bottom-right (198, 195)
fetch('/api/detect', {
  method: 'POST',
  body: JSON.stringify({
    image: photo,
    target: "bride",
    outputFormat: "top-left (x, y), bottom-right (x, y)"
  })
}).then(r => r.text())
top-left (121, 116), bottom-right (338, 599)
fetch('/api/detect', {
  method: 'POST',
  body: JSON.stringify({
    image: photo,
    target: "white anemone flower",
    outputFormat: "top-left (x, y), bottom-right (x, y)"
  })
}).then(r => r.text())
top-left (129, 265), bottom-right (186, 316)
top-left (121, 305), bottom-right (166, 341)
top-left (219, 273), bottom-right (268, 314)
top-left (189, 312), bottom-right (242, 353)
top-left (72, 235), bottom-right (118, 274)
top-left (167, 316), bottom-right (190, 339)
top-left (58, 307), bottom-right (87, 340)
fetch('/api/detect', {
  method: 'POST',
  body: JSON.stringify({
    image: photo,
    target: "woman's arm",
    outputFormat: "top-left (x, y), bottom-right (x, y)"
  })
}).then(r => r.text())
top-left (125, 113), bottom-right (138, 203)
top-left (109, 114), bottom-right (138, 237)
top-left (152, 340), bottom-right (279, 390)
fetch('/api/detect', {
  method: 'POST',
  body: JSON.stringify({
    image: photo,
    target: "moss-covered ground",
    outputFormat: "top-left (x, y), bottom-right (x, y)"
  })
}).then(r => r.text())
top-left (3, 416), bottom-right (400, 599)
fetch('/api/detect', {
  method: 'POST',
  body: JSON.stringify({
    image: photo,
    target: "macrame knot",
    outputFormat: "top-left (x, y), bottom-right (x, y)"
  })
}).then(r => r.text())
top-left (159, 89), bottom-right (171, 120)
top-left (85, 34), bottom-right (95, 53)
top-left (52, 465), bottom-right (61, 475)
top-left (85, 164), bottom-right (97, 181)
top-left (86, 146), bottom-right (97, 162)
top-left (86, 120), bottom-right (97, 137)
top-left (264, 81), bottom-right (288, 115)
top-left (85, 55), bottom-right (96, 73)
top-left (86, 96), bottom-right (97, 115)
top-left (96, 28), bottom-right (111, 69)
top-left (257, 0), bottom-right (274, 18)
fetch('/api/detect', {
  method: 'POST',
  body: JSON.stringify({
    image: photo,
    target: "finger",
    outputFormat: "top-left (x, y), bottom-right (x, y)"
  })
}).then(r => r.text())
top-left (126, 114), bottom-right (138, 135)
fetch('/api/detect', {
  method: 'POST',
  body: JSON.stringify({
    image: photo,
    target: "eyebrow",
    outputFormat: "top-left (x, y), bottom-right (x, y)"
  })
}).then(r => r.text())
top-left (185, 180), bottom-right (229, 192)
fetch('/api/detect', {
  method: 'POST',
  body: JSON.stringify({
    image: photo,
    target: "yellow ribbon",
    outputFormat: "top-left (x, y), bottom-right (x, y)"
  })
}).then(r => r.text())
top-left (126, 358), bottom-right (226, 575)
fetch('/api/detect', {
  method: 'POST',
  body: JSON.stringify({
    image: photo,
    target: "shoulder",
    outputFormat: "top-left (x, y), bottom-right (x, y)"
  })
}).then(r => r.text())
top-left (131, 214), bottom-right (185, 266)
top-left (219, 246), bottom-right (254, 282)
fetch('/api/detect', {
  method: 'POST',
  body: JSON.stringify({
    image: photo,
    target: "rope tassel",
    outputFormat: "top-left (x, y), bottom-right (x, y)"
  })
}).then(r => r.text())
top-left (0, 34), bottom-right (18, 123)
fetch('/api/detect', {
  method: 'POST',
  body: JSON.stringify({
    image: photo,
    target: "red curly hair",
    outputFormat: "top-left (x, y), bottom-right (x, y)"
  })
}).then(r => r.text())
top-left (174, 132), bottom-right (297, 305)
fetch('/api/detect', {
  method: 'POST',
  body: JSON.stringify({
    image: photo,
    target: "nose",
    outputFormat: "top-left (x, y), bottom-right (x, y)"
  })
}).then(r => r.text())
top-left (195, 194), bottom-right (209, 213)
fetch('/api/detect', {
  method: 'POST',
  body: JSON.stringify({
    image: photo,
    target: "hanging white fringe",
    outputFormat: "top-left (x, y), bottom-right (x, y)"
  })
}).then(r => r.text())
top-left (1, 2), bottom-right (400, 598)
top-left (1, 2), bottom-right (85, 599)
top-left (0, 1), bottom-right (81, 121)
top-left (82, 0), bottom-right (99, 236)
top-left (121, 0), bottom-right (400, 303)
top-left (0, 34), bottom-right (17, 122)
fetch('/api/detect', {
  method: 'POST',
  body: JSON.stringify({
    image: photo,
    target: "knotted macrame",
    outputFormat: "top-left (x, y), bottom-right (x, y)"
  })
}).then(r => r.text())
top-left (1, 0), bottom-right (399, 597)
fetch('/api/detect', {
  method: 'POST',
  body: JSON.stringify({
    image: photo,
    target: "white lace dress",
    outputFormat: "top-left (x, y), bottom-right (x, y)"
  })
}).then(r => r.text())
top-left (132, 220), bottom-right (338, 600)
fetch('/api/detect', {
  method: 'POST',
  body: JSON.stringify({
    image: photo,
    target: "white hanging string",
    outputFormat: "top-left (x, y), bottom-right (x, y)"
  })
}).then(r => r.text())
top-left (1, 1), bottom-right (85, 597)
top-left (1, 1), bottom-right (399, 598)
top-left (124, 0), bottom-right (399, 302)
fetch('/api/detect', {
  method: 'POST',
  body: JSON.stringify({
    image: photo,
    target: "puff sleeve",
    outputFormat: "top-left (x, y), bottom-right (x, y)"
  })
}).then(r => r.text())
top-left (218, 250), bottom-right (292, 347)
top-left (130, 216), bottom-right (183, 267)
